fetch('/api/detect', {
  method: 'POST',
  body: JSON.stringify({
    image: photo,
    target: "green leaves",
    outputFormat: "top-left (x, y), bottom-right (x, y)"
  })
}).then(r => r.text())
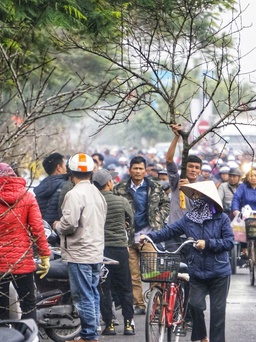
top-left (63, 5), bottom-right (87, 21)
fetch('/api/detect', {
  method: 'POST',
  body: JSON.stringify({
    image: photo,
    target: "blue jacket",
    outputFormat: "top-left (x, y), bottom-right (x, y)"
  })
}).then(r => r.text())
top-left (34, 174), bottom-right (67, 227)
top-left (148, 213), bottom-right (234, 279)
top-left (231, 182), bottom-right (256, 212)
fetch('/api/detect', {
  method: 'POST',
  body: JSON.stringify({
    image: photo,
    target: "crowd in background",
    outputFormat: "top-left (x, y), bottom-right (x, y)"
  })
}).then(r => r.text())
top-left (2, 134), bottom-right (256, 342)
top-left (62, 144), bottom-right (254, 189)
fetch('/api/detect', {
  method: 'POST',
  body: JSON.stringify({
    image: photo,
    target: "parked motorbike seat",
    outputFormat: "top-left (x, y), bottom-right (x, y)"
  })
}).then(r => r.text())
top-left (0, 327), bottom-right (24, 341)
top-left (0, 319), bottom-right (38, 342)
top-left (46, 259), bottom-right (69, 279)
top-left (37, 289), bottom-right (62, 301)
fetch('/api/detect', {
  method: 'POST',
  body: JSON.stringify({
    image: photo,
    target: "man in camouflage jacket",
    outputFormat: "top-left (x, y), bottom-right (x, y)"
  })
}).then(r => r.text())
top-left (113, 156), bottom-right (170, 314)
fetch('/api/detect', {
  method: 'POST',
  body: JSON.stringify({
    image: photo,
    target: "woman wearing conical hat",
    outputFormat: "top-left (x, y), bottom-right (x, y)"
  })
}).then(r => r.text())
top-left (139, 180), bottom-right (234, 342)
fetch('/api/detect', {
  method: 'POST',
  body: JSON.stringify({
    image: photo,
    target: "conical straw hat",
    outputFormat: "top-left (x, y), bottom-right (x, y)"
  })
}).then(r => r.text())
top-left (180, 181), bottom-right (223, 212)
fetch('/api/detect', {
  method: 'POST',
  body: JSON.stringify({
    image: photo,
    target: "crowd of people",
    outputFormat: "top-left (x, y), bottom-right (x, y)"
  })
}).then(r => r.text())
top-left (1, 123), bottom-right (256, 342)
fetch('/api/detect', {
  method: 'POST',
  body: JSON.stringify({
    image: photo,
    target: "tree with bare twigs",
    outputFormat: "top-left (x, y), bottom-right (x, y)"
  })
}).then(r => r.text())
top-left (0, 0), bottom-right (122, 171)
top-left (54, 0), bottom-right (256, 173)
top-left (2, 0), bottom-right (256, 174)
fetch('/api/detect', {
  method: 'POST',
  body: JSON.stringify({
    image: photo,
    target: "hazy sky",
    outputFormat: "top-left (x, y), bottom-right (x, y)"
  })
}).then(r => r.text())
top-left (225, 1), bottom-right (256, 77)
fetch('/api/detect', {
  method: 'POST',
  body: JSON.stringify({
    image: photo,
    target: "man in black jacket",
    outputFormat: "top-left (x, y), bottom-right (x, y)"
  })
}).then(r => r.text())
top-left (93, 169), bottom-right (135, 336)
top-left (34, 152), bottom-right (67, 228)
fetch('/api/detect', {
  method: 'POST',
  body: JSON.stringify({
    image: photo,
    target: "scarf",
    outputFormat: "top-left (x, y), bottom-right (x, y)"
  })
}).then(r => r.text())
top-left (186, 197), bottom-right (215, 224)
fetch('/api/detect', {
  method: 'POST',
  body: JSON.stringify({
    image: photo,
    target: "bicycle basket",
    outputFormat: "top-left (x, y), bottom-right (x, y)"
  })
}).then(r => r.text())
top-left (245, 218), bottom-right (256, 240)
top-left (140, 252), bottom-right (180, 283)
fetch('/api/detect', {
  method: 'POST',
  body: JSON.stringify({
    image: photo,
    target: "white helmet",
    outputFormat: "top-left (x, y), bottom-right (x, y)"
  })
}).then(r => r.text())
top-left (68, 153), bottom-right (94, 172)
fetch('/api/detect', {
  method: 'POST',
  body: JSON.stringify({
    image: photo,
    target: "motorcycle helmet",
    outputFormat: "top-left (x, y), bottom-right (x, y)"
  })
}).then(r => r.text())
top-left (68, 153), bottom-right (94, 173)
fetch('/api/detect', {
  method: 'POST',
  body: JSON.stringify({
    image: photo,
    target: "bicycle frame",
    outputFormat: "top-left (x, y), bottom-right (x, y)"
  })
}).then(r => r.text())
top-left (165, 282), bottom-right (184, 328)
top-left (141, 236), bottom-right (195, 342)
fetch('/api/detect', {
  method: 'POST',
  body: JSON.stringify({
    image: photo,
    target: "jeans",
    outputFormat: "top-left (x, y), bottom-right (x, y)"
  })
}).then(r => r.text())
top-left (0, 272), bottom-right (36, 320)
top-left (189, 275), bottom-right (229, 342)
top-left (100, 247), bottom-right (134, 325)
top-left (68, 262), bottom-right (101, 341)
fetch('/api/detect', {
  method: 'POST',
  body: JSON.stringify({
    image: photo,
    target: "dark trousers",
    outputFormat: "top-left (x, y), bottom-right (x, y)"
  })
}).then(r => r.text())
top-left (189, 276), bottom-right (229, 342)
top-left (0, 272), bottom-right (36, 320)
top-left (100, 247), bottom-right (134, 325)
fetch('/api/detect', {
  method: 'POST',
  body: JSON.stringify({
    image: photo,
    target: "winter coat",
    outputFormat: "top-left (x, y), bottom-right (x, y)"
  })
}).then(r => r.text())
top-left (148, 212), bottom-right (234, 279)
top-left (166, 161), bottom-right (194, 224)
top-left (0, 177), bottom-right (51, 274)
top-left (218, 182), bottom-right (240, 215)
top-left (113, 177), bottom-right (170, 245)
top-left (56, 180), bottom-right (107, 264)
top-left (101, 190), bottom-right (133, 247)
top-left (231, 182), bottom-right (256, 213)
top-left (34, 174), bottom-right (67, 227)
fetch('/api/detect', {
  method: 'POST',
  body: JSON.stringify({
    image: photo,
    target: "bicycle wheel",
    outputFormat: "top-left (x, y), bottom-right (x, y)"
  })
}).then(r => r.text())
top-left (144, 287), bottom-right (151, 303)
top-left (249, 259), bottom-right (255, 285)
top-left (230, 246), bottom-right (237, 274)
top-left (145, 286), bottom-right (166, 342)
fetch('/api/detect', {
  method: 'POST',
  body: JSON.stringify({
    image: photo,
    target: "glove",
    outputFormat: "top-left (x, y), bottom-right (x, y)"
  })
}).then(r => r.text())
top-left (36, 256), bottom-right (50, 279)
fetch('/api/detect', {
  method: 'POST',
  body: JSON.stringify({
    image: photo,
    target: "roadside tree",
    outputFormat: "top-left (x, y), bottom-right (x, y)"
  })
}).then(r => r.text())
top-left (57, 0), bottom-right (256, 173)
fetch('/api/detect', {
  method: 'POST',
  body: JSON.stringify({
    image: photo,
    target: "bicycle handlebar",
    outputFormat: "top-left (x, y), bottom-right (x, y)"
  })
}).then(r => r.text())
top-left (103, 256), bottom-right (119, 265)
top-left (141, 235), bottom-right (196, 254)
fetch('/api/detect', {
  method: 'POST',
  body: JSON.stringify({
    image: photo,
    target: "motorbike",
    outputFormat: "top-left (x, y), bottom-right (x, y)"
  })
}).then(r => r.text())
top-left (9, 221), bottom-right (117, 342)
top-left (35, 258), bottom-right (81, 342)
top-left (0, 318), bottom-right (39, 342)
top-left (35, 222), bottom-right (118, 342)
top-left (35, 250), bottom-right (118, 341)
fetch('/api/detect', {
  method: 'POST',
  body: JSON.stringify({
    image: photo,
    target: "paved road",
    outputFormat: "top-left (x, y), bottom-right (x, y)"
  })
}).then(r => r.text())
top-left (41, 267), bottom-right (256, 341)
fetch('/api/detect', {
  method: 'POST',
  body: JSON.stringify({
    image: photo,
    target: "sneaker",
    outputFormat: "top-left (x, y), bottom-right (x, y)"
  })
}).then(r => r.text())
top-left (112, 318), bottom-right (120, 326)
top-left (112, 313), bottom-right (120, 326)
top-left (124, 319), bottom-right (135, 335)
top-left (185, 321), bottom-right (193, 331)
top-left (102, 322), bottom-right (116, 335)
top-left (134, 305), bottom-right (146, 315)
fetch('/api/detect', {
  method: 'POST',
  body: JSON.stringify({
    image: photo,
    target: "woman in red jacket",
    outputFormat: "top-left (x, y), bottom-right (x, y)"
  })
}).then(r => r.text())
top-left (0, 163), bottom-right (51, 320)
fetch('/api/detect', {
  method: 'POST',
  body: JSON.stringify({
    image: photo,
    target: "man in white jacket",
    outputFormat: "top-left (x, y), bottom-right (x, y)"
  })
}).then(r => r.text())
top-left (54, 153), bottom-right (107, 342)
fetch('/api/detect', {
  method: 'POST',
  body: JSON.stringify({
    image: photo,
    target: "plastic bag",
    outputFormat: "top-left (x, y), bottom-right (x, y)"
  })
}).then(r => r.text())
top-left (230, 212), bottom-right (246, 242)
top-left (241, 205), bottom-right (253, 219)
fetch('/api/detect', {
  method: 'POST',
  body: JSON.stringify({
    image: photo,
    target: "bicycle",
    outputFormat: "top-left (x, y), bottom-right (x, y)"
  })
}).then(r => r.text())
top-left (245, 217), bottom-right (256, 285)
top-left (140, 236), bottom-right (195, 342)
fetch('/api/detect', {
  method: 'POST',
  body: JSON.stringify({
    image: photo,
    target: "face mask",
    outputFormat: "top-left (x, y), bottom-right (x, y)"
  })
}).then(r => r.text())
top-left (192, 198), bottom-right (206, 208)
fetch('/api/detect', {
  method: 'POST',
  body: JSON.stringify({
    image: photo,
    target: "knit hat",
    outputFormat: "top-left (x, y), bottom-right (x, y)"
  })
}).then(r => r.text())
top-left (92, 169), bottom-right (118, 186)
top-left (201, 164), bottom-right (212, 172)
top-left (181, 181), bottom-right (223, 212)
top-left (158, 169), bottom-right (168, 175)
top-left (229, 168), bottom-right (242, 176)
top-left (106, 163), bottom-right (116, 171)
top-left (0, 163), bottom-right (17, 177)
top-left (219, 166), bottom-right (230, 174)
top-left (227, 161), bottom-right (239, 169)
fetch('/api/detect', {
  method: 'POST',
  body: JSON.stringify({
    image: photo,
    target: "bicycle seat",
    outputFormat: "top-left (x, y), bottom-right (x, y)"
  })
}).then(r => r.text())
top-left (179, 262), bottom-right (188, 273)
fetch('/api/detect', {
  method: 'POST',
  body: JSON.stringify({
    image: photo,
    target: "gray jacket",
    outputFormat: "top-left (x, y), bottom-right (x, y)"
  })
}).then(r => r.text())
top-left (167, 161), bottom-right (194, 224)
top-left (56, 180), bottom-right (107, 263)
top-left (218, 182), bottom-right (240, 216)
